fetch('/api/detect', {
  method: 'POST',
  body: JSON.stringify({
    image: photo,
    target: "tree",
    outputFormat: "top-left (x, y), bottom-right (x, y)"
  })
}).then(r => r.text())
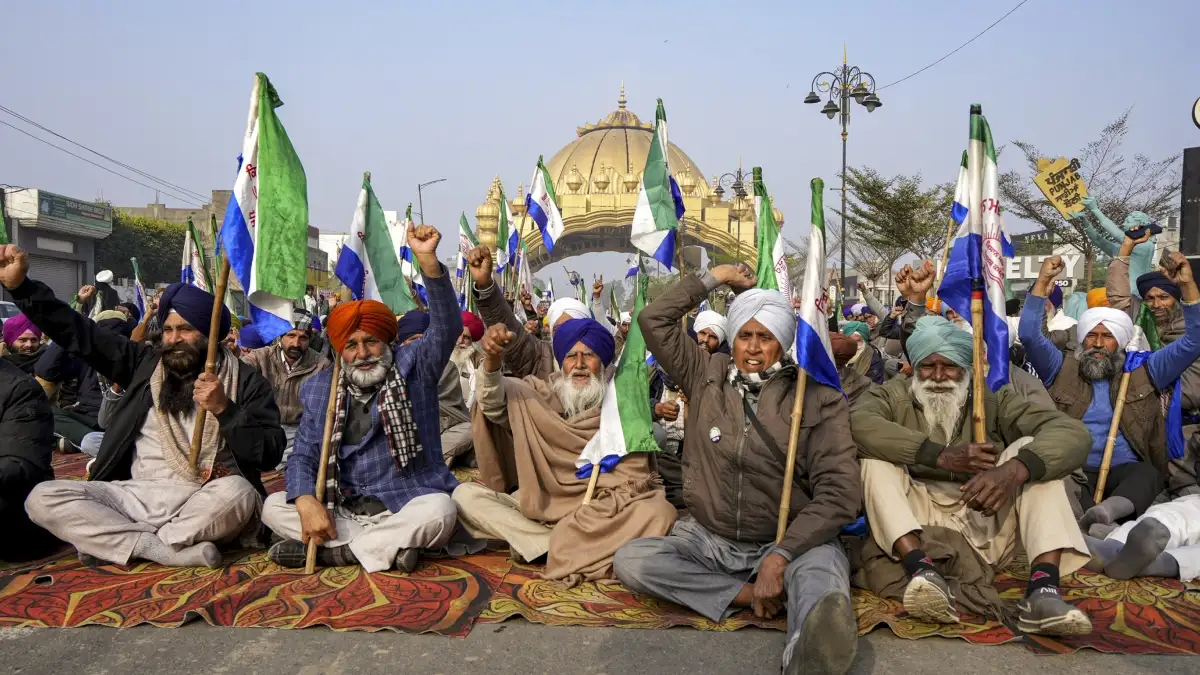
top-left (95, 210), bottom-right (186, 286)
top-left (835, 167), bottom-right (955, 267)
top-left (998, 108), bottom-right (1180, 289)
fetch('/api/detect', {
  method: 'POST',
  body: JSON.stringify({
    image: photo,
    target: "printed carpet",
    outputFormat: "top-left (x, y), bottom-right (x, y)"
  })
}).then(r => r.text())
top-left (0, 454), bottom-right (1195, 654)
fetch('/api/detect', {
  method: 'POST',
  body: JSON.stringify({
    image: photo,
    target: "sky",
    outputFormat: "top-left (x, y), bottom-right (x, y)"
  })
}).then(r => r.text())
top-left (3, 0), bottom-right (1198, 293)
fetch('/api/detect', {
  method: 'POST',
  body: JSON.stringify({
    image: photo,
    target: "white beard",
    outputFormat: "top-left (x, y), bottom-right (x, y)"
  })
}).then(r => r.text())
top-left (451, 344), bottom-right (478, 375)
top-left (911, 374), bottom-right (971, 445)
top-left (344, 349), bottom-right (394, 389)
top-left (553, 369), bottom-right (607, 419)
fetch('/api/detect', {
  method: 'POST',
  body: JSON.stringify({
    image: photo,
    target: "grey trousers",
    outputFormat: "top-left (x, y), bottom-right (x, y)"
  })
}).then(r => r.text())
top-left (614, 516), bottom-right (851, 668)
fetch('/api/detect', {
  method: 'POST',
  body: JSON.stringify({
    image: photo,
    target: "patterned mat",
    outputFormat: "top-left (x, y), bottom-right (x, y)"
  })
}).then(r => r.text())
top-left (1, 453), bottom-right (1195, 653)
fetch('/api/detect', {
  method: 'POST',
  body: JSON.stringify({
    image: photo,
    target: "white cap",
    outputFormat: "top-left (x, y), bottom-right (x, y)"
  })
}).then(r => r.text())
top-left (95, 270), bottom-right (114, 284)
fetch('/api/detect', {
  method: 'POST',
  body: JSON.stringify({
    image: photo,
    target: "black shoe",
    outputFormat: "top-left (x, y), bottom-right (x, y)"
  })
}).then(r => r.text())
top-left (394, 547), bottom-right (420, 573)
top-left (268, 540), bottom-right (307, 568)
top-left (788, 592), bottom-right (858, 675)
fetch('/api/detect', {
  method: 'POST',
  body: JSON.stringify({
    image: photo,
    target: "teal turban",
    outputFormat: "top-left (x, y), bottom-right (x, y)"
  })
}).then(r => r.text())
top-left (908, 315), bottom-right (973, 370)
top-left (842, 320), bottom-right (869, 344)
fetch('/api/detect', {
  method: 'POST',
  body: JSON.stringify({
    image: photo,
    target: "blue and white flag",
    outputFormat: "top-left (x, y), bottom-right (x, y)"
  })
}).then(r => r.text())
top-left (630, 99), bottom-right (684, 269)
top-left (220, 73), bottom-right (310, 345)
top-left (527, 156), bottom-right (565, 252)
top-left (625, 256), bottom-right (639, 279)
top-left (937, 105), bottom-right (1009, 392)
top-left (181, 216), bottom-right (212, 291)
top-left (950, 149), bottom-right (1013, 257)
top-left (130, 257), bottom-right (147, 317)
top-left (792, 178), bottom-right (841, 393)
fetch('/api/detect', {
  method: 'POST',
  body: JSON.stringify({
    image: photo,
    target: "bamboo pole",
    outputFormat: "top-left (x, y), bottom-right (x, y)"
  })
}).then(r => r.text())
top-left (582, 466), bottom-right (602, 506)
top-left (1093, 371), bottom-right (1132, 502)
top-left (776, 369), bottom-right (809, 542)
top-left (305, 357), bottom-right (343, 574)
top-left (970, 288), bottom-right (987, 443)
top-left (187, 257), bottom-right (232, 471)
top-left (929, 217), bottom-right (959, 312)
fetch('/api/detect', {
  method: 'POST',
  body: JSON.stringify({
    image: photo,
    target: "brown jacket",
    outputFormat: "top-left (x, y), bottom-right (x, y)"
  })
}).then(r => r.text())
top-left (475, 282), bottom-right (556, 380)
top-left (640, 273), bottom-right (861, 558)
top-left (1047, 351), bottom-right (1168, 472)
top-left (242, 344), bottom-right (328, 424)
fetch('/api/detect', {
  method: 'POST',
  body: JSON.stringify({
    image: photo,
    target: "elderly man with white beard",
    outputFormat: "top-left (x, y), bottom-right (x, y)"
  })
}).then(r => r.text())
top-left (851, 315), bottom-right (1094, 636)
top-left (453, 317), bottom-right (675, 582)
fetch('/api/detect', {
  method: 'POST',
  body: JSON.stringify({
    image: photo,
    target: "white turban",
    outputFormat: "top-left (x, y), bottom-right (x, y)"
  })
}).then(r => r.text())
top-left (548, 298), bottom-right (590, 328)
top-left (95, 270), bottom-right (114, 284)
top-left (1077, 307), bottom-right (1134, 349)
top-left (849, 303), bottom-right (866, 316)
top-left (726, 289), bottom-right (796, 352)
top-left (620, 311), bottom-right (632, 323)
top-left (693, 310), bottom-right (728, 345)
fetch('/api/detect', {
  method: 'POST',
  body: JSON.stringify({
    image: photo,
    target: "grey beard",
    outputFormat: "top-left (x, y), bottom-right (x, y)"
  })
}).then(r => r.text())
top-left (451, 344), bottom-right (479, 374)
top-left (553, 370), bottom-right (607, 419)
top-left (1079, 347), bottom-right (1121, 381)
top-left (911, 374), bottom-right (971, 445)
top-left (344, 349), bottom-right (394, 389)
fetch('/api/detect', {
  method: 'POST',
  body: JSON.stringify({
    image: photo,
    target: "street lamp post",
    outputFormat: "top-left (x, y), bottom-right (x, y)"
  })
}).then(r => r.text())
top-left (714, 166), bottom-right (755, 265)
top-left (803, 51), bottom-right (882, 305)
top-left (416, 178), bottom-right (447, 224)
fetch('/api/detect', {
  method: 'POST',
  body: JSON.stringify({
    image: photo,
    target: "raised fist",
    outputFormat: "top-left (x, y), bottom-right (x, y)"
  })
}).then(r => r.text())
top-left (1162, 251), bottom-right (1194, 286)
top-left (1038, 256), bottom-right (1065, 282)
top-left (408, 223), bottom-right (441, 255)
top-left (0, 245), bottom-right (30, 290)
top-left (481, 323), bottom-right (515, 372)
top-left (78, 285), bottom-right (97, 302)
top-left (713, 263), bottom-right (756, 294)
top-left (467, 246), bottom-right (494, 288)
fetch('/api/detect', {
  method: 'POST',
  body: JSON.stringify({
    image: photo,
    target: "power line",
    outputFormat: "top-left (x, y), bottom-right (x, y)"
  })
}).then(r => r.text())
top-left (876, 0), bottom-right (1031, 91)
top-left (0, 119), bottom-right (207, 207)
top-left (0, 104), bottom-right (209, 202)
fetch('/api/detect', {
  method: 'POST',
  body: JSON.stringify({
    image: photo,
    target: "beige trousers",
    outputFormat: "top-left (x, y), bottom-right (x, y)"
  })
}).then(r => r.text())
top-left (861, 438), bottom-right (1089, 575)
top-left (25, 476), bottom-right (261, 565)
top-left (451, 483), bottom-right (551, 563)
top-left (260, 491), bottom-right (457, 573)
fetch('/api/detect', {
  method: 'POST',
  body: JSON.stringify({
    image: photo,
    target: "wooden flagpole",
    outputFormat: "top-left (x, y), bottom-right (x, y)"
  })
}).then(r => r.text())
top-left (776, 368), bottom-right (809, 542)
top-left (582, 468), bottom-right (602, 506)
top-left (305, 357), bottom-right (343, 574)
top-left (930, 217), bottom-right (959, 311)
top-left (187, 257), bottom-right (232, 471)
top-left (1093, 371), bottom-right (1132, 502)
top-left (969, 286), bottom-right (987, 443)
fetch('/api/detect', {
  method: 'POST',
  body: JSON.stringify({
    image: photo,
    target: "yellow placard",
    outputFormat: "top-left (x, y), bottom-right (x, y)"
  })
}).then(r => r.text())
top-left (1033, 156), bottom-right (1089, 218)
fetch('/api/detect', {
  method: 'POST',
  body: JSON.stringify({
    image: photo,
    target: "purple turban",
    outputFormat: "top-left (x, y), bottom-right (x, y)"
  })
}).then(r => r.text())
top-left (2, 314), bottom-right (41, 345)
top-left (396, 311), bottom-right (430, 344)
top-left (157, 283), bottom-right (230, 340)
top-left (553, 318), bottom-right (615, 367)
top-left (1048, 285), bottom-right (1063, 308)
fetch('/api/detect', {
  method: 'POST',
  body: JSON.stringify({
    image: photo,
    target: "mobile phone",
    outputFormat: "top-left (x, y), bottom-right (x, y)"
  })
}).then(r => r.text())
top-left (1127, 222), bottom-right (1163, 240)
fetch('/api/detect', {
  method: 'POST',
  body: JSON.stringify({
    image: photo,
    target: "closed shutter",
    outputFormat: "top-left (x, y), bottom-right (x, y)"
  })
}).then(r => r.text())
top-left (27, 254), bottom-right (83, 301)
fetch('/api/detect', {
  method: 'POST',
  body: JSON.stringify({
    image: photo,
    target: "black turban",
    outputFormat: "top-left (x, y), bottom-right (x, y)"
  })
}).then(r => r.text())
top-left (1136, 271), bottom-right (1181, 302)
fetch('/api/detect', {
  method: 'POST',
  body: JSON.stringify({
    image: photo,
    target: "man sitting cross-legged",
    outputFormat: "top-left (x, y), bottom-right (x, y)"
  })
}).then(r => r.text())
top-left (0, 244), bottom-right (285, 569)
top-left (614, 264), bottom-right (862, 675)
top-left (0, 356), bottom-right (57, 561)
top-left (262, 224), bottom-right (460, 573)
top-left (852, 315), bottom-right (1094, 636)
top-left (453, 318), bottom-right (675, 583)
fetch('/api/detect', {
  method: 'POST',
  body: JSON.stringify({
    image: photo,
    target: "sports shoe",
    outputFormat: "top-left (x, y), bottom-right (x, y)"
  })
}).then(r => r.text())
top-left (786, 592), bottom-right (858, 675)
top-left (1017, 587), bottom-right (1092, 636)
top-left (268, 540), bottom-right (307, 568)
top-left (902, 569), bottom-right (959, 624)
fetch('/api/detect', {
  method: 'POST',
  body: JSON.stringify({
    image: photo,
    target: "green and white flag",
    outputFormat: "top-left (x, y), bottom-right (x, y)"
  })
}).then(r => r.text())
top-left (334, 172), bottom-right (417, 314)
top-left (630, 98), bottom-right (684, 268)
top-left (575, 270), bottom-right (659, 477)
top-left (496, 184), bottom-right (513, 270)
top-left (183, 215), bottom-right (214, 291)
top-left (752, 167), bottom-right (791, 300)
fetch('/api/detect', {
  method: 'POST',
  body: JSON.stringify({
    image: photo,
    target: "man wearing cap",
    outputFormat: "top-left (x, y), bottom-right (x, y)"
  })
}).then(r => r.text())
top-left (1, 313), bottom-right (45, 374)
top-left (614, 264), bottom-right (861, 675)
top-left (0, 243), bottom-right (285, 568)
top-left (1021, 254), bottom-right (1200, 531)
top-left (242, 309), bottom-right (329, 465)
top-left (466, 246), bottom-right (593, 380)
top-left (852, 312), bottom-right (1093, 636)
top-left (261, 224), bottom-right (460, 574)
top-left (454, 315), bottom-right (675, 581)
top-left (692, 310), bottom-right (729, 354)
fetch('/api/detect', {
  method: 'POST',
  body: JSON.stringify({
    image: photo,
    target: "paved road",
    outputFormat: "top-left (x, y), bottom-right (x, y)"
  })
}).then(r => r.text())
top-left (1, 621), bottom-right (1195, 674)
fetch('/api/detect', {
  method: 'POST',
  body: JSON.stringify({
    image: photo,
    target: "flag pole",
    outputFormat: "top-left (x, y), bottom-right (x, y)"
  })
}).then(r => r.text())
top-left (582, 467), bottom-right (602, 505)
top-left (970, 283), bottom-right (986, 443)
top-left (187, 256), bottom-right (232, 471)
top-left (305, 357), bottom-right (343, 574)
top-left (930, 216), bottom-right (958, 311)
top-left (776, 368), bottom-right (808, 542)
top-left (1094, 371), bottom-right (1132, 502)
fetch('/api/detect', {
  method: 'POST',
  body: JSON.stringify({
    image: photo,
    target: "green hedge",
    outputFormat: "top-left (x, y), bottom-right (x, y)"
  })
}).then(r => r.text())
top-left (95, 210), bottom-right (186, 286)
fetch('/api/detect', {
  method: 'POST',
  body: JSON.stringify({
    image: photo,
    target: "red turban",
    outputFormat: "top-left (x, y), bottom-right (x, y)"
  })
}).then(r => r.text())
top-left (326, 300), bottom-right (397, 352)
top-left (461, 311), bottom-right (484, 342)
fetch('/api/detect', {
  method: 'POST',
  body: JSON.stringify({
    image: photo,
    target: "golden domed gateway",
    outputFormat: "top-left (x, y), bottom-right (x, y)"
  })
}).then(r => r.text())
top-left (474, 86), bottom-right (775, 272)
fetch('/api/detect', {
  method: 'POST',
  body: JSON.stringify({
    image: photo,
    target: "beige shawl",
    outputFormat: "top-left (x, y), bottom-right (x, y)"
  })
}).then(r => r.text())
top-left (472, 373), bottom-right (677, 585)
top-left (149, 349), bottom-right (240, 483)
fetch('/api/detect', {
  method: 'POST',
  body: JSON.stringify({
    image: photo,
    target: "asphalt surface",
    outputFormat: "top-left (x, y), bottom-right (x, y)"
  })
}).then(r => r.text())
top-left (1, 621), bottom-right (1196, 675)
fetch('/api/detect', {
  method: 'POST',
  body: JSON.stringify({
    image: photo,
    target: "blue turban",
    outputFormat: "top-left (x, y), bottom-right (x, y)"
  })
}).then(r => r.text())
top-left (553, 318), bottom-right (615, 367)
top-left (157, 283), bottom-right (230, 340)
top-left (1136, 271), bottom-right (1181, 301)
top-left (1048, 285), bottom-right (1063, 308)
top-left (907, 315), bottom-right (974, 370)
top-left (239, 324), bottom-right (268, 349)
top-left (396, 311), bottom-right (430, 343)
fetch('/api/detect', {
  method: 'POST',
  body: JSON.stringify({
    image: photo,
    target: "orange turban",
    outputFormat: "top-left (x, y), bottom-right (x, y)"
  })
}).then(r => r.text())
top-left (326, 299), bottom-right (397, 352)
top-left (1086, 288), bottom-right (1109, 308)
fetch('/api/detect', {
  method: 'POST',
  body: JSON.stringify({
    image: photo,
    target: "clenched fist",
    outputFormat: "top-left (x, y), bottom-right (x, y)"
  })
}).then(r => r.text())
top-left (712, 263), bottom-right (756, 294)
top-left (192, 372), bottom-right (230, 416)
top-left (408, 224), bottom-right (443, 278)
top-left (1038, 256), bottom-right (1065, 283)
top-left (0, 244), bottom-right (30, 290)
top-left (467, 246), bottom-right (494, 289)
top-left (1162, 251), bottom-right (1195, 286)
top-left (481, 323), bottom-right (515, 372)
top-left (897, 260), bottom-right (936, 304)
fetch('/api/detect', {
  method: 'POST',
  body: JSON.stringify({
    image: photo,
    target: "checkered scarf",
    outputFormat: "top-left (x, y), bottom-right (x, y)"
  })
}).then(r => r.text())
top-left (323, 364), bottom-right (422, 510)
top-left (727, 355), bottom-right (791, 396)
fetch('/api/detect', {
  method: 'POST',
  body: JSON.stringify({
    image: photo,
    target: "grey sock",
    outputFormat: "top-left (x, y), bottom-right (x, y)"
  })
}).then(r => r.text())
top-left (1106, 518), bottom-right (1171, 580)
top-left (1088, 522), bottom-right (1120, 539)
top-left (1084, 536), bottom-right (1124, 571)
top-left (1080, 496), bottom-right (1135, 531)
top-left (132, 533), bottom-right (222, 568)
top-left (1141, 552), bottom-right (1181, 579)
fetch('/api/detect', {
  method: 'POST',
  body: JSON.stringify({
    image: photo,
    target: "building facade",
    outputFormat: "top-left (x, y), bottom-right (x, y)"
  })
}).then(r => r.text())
top-left (2, 188), bottom-right (112, 301)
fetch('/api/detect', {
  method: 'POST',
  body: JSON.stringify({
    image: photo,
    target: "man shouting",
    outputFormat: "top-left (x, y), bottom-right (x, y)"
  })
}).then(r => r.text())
top-left (0, 244), bottom-right (285, 568)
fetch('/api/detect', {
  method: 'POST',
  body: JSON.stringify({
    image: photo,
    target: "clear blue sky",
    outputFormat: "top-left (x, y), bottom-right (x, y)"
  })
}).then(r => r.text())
top-left (3, 0), bottom-right (1197, 293)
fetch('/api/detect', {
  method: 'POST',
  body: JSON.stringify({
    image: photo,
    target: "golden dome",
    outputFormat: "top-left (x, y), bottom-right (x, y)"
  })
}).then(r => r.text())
top-left (475, 196), bottom-right (499, 220)
top-left (544, 85), bottom-right (706, 199)
top-left (773, 207), bottom-right (785, 225)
